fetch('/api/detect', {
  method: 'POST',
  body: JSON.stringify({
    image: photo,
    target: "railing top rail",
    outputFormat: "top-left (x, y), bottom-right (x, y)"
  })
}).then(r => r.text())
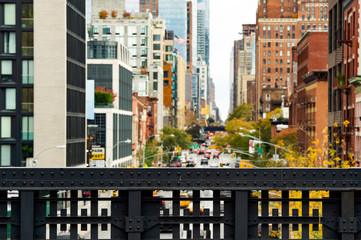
top-left (0, 168), bottom-right (360, 191)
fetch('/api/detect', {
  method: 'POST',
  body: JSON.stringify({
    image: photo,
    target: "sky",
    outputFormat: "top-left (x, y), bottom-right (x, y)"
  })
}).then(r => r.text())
top-left (209, 1), bottom-right (258, 121)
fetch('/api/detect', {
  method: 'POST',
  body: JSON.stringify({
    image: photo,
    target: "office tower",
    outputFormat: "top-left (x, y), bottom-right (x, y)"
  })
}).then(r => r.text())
top-left (0, 0), bottom-right (87, 167)
top-left (187, 1), bottom-right (193, 72)
top-left (197, 0), bottom-right (209, 66)
top-left (158, 0), bottom-right (187, 62)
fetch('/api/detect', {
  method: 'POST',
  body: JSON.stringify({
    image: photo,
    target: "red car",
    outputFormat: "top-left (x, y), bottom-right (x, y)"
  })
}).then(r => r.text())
top-left (168, 162), bottom-right (181, 167)
top-left (197, 149), bottom-right (205, 155)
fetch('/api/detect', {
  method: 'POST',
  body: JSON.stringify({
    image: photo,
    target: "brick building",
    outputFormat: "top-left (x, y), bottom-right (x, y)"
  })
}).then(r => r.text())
top-left (139, 0), bottom-right (159, 17)
top-left (340, 0), bottom-right (359, 163)
top-left (255, 0), bottom-right (329, 118)
top-left (260, 88), bottom-right (288, 117)
top-left (289, 31), bottom-right (328, 156)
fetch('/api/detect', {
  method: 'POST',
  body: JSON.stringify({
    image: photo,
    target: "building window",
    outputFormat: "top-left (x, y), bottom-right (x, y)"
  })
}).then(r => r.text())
top-left (153, 44), bottom-right (161, 50)
top-left (21, 4), bottom-right (33, 28)
top-left (0, 145), bottom-right (11, 166)
top-left (165, 45), bottom-right (173, 52)
top-left (1, 60), bottom-right (13, 82)
top-left (141, 26), bottom-right (147, 35)
top-left (22, 32), bottom-right (33, 56)
top-left (153, 81), bottom-right (158, 91)
top-left (163, 80), bottom-right (169, 86)
top-left (1, 117), bottom-right (11, 138)
top-left (22, 60), bottom-right (34, 84)
top-left (22, 116), bottom-right (33, 140)
top-left (153, 72), bottom-right (158, 80)
top-left (5, 88), bottom-right (16, 110)
top-left (153, 53), bottom-right (161, 60)
top-left (153, 35), bottom-right (160, 41)
top-left (266, 94), bottom-right (270, 101)
top-left (22, 88), bottom-right (33, 112)
top-left (4, 4), bottom-right (16, 25)
top-left (3, 32), bottom-right (16, 54)
top-left (103, 26), bottom-right (111, 35)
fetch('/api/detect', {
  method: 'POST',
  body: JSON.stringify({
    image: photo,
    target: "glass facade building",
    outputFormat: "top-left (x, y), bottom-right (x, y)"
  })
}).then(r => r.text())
top-left (0, 1), bottom-right (34, 166)
top-left (158, 0), bottom-right (187, 62)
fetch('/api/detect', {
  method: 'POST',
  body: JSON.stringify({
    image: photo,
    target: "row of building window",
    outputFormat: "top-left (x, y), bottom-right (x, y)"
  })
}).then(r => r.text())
top-left (263, 25), bottom-right (296, 32)
top-left (301, 24), bottom-right (328, 31)
top-left (263, 32), bottom-right (296, 39)
top-left (0, 116), bottom-right (33, 140)
top-left (263, 58), bottom-right (291, 65)
top-left (262, 0), bottom-right (326, 4)
top-left (263, 76), bottom-right (291, 82)
top-left (2, 3), bottom-right (33, 28)
top-left (301, 14), bottom-right (327, 20)
top-left (93, 25), bottom-right (148, 36)
top-left (0, 87), bottom-right (34, 112)
top-left (1, 60), bottom-right (34, 84)
top-left (1, 32), bottom-right (34, 56)
top-left (300, 5), bottom-right (327, 12)
top-left (262, 42), bottom-right (295, 48)
top-left (263, 67), bottom-right (291, 74)
top-left (263, 50), bottom-right (291, 57)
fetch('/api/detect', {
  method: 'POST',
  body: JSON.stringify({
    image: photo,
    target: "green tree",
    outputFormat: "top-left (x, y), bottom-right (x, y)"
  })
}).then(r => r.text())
top-left (186, 125), bottom-right (201, 139)
top-left (161, 127), bottom-right (193, 149)
top-left (227, 104), bottom-right (254, 122)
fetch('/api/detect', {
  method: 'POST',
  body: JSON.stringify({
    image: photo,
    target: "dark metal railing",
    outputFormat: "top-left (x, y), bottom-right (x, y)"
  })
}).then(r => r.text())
top-left (1, 168), bottom-right (361, 239)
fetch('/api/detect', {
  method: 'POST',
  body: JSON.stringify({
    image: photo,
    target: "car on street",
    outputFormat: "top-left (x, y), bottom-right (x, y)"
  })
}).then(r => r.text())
top-left (179, 155), bottom-right (186, 164)
top-left (201, 158), bottom-right (208, 165)
top-left (180, 193), bottom-right (190, 208)
top-left (197, 149), bottom-right (205, 155)
top-left (210, 162), bottom-right (218, 168)
top-left (185, 160), bottom-right (196, 167)
top-left (186, 204), bottom-right (204, 215)
top-left (168, 161), bottom-right (180, 167)
top-left (213, 153), bottom-right (220, 159)
top-left (204, 154), bottom-right (211, 159)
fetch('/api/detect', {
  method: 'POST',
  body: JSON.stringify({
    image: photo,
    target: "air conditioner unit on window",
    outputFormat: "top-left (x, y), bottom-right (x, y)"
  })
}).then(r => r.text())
top-left (26, 158), bottom-right (38, 167)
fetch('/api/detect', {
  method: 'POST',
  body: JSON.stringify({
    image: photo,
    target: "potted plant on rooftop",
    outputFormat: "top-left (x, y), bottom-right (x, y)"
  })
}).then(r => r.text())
top-left (123, 10), bottom-right (131, 19)
top-left (95, 87), bottom-right (117, 107)
top-left (99, 10), bottom-right (108, 19)
top-left (111, 10), bottom-right (118, 18)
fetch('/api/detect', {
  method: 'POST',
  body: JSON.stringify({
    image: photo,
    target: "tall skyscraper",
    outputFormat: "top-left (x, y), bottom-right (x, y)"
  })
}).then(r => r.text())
top-left (0, 0), bottom-right (87, 167)
top-left (158, 0), bottom-right (187, 62)
top-left (196, 0), bottom-right (209, 66)
top-left (187, 1), bottom-right (193, 72)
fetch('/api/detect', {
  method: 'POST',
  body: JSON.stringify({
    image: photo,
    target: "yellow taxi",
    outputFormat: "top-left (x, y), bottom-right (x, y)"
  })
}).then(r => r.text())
top-left (180, 193), bottom-right (190, 208)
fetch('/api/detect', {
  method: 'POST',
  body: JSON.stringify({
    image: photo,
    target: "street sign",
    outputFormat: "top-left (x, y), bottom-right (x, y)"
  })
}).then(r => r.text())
top-left (91, 147), bottom-right (105, 160)
top-left (249, 140), bottom-right (255, 154)
top-left (257, 148), bottom-right (263, 154)
top-left (273, 154), bottom-right (279, 160)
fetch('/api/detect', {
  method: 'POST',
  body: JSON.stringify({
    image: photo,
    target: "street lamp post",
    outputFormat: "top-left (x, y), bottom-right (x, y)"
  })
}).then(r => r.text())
top-left (30, 145), bottom-right (66, 167)
top-left (142, 134), bottom-right (159, 167)
top-left (160, 134), bottom-right (175, 167)
top-left (108, 139), bottom-right (131, 168)
top-left (239, 133), bottom-right (290, 160)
